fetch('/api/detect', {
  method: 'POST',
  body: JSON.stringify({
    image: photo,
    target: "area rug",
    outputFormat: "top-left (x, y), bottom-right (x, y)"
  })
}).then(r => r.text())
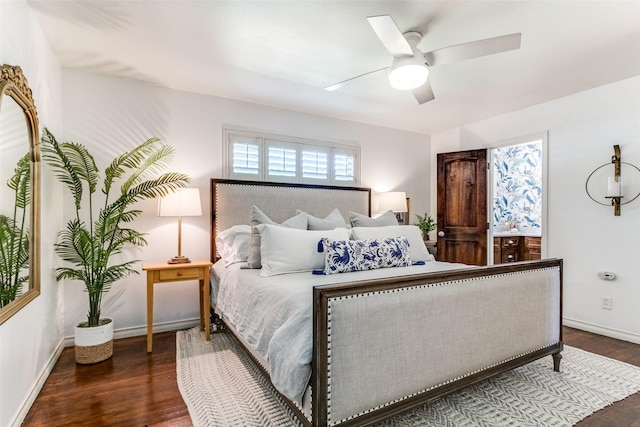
top-left (176, 327), bottom-right (640, 427)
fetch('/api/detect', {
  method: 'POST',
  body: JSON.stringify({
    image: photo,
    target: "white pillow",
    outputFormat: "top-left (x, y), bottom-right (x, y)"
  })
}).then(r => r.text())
top-left (351, 225), bottom-right (434, 262)
top-left (349, 210), bottom-right (399, 227)
top-left (256, 224), bottom-right (350, 276)
top-left (215, 225), bottom-right (251, 266)
top-left (246, 205), bottom-right (308, 269)
top-left (296, 208), bottom-right (349, 230)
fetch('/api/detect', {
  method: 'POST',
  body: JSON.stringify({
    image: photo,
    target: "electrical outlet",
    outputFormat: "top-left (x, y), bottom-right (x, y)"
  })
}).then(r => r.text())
top-left (602, 297), bottom-right (613, 310)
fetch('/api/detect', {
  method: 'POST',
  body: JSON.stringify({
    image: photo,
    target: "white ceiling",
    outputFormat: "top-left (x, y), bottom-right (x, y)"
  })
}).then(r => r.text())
top-left (29, 0), bottom-right (640, 135)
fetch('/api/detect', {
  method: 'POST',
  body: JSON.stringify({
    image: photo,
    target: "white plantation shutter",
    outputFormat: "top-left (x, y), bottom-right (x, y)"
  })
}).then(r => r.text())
top-left (267, 140), bottom-right (297, 179)
top-left (302, 148), bottom-right (329, 181)
top-left (229, 135), bottom-right (261, 178)
top-left (224, 128), bottom-right (360, 185)
top-left (334, 150), bottom-right (356, 183)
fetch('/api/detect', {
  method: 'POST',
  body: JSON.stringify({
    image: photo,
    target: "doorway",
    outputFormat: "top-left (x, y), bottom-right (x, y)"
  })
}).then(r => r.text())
top-left (489, 135), bottom-right (547, 264)
top-left (436, 133), bottom-right (547, 265)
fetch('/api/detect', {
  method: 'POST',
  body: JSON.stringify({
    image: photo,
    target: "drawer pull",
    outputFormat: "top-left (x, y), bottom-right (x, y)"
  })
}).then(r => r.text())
top-left (508, 240), bottom-right (514, 245)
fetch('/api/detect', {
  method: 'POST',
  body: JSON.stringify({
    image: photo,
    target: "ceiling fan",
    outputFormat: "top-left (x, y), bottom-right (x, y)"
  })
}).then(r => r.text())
top-left (325, 15), bottom-right (521, 105)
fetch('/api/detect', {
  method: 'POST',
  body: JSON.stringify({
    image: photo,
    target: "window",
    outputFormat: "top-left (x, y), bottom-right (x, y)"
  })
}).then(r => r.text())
top-left (334, 151), bottom-right (355, 182)
top-left (302, 148), bottom-right (328, 181)
top-left (231, 138), bottom-right (260, 176)
top-left (224, 128), bottom-right (360, 185)
top-left (266, 140), bottom-right (297, 181)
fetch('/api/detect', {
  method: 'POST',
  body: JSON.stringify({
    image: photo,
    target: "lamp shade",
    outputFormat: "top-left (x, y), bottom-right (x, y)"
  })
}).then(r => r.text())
top-left (157, 188), bottom-right (202, 217)
top-left (379, 191), bottom-right (407, 213)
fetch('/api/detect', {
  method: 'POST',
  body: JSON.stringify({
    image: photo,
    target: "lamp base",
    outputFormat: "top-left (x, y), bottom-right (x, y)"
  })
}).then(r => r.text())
top-left (167, 256), bottom-right (192, 264)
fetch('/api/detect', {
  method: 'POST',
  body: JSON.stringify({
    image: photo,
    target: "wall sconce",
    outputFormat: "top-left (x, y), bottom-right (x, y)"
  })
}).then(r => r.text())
top-left (157, 188), bottom-right (202, 263)
top-left (586, 145), bottom-right (640, 216)
top-left (379, 191), bottom-right (409, 224)
top-left (606, 145), bottom-right (622, 215)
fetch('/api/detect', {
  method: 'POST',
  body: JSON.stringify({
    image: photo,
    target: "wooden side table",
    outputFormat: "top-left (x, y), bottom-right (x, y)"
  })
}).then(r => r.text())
top-left (424, 240), bottom-right (437, 256)
top-left (142, 259), bottom-right (213, 352)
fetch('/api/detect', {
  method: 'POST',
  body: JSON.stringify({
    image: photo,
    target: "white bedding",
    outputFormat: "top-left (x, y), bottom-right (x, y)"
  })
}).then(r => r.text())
top-left (211, 260), bottom-right (469, 403)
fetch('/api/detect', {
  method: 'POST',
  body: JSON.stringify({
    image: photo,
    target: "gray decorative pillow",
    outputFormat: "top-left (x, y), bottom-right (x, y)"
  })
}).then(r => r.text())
top-left (296, 208), bottom-right (349, 230)
top-left (245, 205), bottom-right (307, 269)
top-left (349, 210), bottom-right (399, 227)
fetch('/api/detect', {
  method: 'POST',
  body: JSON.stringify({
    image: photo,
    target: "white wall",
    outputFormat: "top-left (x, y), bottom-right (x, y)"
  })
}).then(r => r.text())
top-left (59, 69), bottom-right (431, 338)
top-left (431, 76), bottom-right (640, 343)
top-left (0, 1), bottom-right (64, 426)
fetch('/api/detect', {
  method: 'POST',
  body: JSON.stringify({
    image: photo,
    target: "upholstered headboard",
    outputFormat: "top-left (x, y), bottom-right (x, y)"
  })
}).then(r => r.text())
top-left (210, 179), bottom-right (371, 261)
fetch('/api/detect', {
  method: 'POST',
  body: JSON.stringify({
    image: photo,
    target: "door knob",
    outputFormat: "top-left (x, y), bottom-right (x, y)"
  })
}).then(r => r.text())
top-left (438, 231), bottom-right (445, 237)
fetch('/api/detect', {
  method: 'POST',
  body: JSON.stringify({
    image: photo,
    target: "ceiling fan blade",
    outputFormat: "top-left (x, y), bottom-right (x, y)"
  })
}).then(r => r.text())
top-left (412, 80), bottom-right (435, 104)
top-left (324, 66), bottom-right (389, 91)
top-left (367, 15), bottom-right (413, 57)
top-left (423, 33), bottom-right (521, 66)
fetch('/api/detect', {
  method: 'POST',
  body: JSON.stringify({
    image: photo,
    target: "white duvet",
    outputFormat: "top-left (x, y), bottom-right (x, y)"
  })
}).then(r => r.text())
top-left (211, 260), bottom-right (468, 403)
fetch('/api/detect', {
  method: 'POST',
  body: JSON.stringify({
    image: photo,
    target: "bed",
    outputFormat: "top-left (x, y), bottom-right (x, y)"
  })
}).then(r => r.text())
top-left (209, 178), bottom-right (563, 426)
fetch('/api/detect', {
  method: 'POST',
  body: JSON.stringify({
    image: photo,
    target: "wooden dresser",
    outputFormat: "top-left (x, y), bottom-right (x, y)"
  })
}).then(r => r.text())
top-left (493, 235), bottom-right (541, 263)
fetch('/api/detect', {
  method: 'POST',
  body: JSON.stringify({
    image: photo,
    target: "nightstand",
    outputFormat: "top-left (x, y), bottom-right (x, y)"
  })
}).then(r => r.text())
top-left (424, 240), bottom-right (437, 256)
top-left (142, 259), bottom-right (213, 352)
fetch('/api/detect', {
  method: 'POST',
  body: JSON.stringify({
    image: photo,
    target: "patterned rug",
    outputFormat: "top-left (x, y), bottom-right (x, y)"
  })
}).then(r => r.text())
top-left (176, 327), bottom-right (640, 426)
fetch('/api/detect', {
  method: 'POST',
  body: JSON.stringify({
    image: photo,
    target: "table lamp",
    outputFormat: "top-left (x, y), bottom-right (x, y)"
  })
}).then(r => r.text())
top-left (379, 191), bottom-right (408, 224)
top-left (157, 188), bottom-right (202, 264)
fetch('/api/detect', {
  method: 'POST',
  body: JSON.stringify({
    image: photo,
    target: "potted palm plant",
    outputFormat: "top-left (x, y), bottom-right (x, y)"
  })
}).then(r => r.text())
top-left (0, 154), bottom-right (30, 308)
top-left (42, 128), bottom-right (189, 364)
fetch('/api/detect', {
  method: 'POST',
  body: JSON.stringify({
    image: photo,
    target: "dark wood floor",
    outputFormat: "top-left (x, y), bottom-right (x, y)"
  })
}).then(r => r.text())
top-left (23, 327), bottom-right (640, 426)
top-left (23, 331), bottom-right (191, 427)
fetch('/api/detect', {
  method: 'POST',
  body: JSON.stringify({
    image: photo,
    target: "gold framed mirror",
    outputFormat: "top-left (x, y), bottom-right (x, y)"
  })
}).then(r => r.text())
top-left (0, 64), bottom-right (41, 324)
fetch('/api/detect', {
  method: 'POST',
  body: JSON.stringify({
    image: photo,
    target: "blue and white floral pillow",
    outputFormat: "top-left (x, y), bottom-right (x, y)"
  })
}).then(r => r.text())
top-left (314, 236), bottom-right (412, 275)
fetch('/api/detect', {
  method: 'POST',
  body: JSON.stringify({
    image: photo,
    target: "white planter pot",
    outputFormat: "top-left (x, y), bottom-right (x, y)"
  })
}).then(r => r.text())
top-left (74, 318), bottom-right (114, 364)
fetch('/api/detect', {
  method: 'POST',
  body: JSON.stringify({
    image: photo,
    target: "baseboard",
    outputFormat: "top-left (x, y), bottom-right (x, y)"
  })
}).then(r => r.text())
top-left (563, 317), bottom-right (640, 345)
top-left (12, 338), bottom-right (65, 427)
top-left (63, 318), bottom-right (201, 347)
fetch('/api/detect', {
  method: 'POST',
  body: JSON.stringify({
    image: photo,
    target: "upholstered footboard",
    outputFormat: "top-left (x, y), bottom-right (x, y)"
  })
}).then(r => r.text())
top-left (312, 259), bottom-right (563, 426)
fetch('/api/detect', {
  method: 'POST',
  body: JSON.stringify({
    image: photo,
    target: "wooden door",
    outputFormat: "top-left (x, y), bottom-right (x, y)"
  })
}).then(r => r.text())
top-left (436, 149), bottom-right (488, 265)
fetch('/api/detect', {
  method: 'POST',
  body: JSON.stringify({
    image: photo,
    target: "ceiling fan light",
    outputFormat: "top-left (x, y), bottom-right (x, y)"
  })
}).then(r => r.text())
top-left (388, 62), bottom-right (429, 90)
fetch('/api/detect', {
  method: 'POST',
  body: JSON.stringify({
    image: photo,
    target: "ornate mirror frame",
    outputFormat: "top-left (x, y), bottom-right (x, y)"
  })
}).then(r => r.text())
top-left (0, 65), bottom-right (41, 324)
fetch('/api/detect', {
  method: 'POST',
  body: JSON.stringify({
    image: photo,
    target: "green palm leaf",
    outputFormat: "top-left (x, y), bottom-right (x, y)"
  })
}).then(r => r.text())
top-left (120, 144), bottom-right (176, 193)
top-left (0, 217), bottom-right (29, 307)
top-left (1, 152), bottom-right (31, 308)
top-left (7, 154), bottom-right (30, 210)
top-left (124, 173), bottom-right (191, 203)
top-left (104, 137), bottom-right (160, 196)
top-left (41, 129), bottom-right (98, 211)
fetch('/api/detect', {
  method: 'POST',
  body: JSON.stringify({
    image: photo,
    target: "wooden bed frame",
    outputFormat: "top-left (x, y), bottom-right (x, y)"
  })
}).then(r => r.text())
top-left (210, 178), bottom-right (563, 427)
